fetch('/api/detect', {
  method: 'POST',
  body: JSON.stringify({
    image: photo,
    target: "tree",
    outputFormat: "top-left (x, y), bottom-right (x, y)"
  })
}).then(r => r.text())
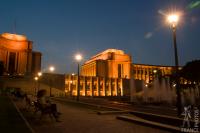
top-left (180, 60), bottom-right (200, 84)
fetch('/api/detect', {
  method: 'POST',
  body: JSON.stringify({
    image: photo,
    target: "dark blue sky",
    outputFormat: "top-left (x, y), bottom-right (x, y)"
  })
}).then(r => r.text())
top-left (0, 0), bottom-right (200, 74)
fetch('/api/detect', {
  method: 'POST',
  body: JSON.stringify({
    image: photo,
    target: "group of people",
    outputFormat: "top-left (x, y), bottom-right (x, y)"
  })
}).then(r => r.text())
top-left (11, 88), bottom-right (61, 122)
top-left (36, 89), bottom-right (61, 122)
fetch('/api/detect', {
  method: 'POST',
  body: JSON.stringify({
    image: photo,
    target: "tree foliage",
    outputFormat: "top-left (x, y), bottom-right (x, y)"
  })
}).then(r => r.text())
top-left (180, 60), bottom-right (200, 83)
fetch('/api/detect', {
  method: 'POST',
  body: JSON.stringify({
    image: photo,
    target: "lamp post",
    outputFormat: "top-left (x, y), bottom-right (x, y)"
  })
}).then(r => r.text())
top-left (167, 13), bottom-right (182, 116)
top-left (37, 72), bottom-right (42, 92)
top-left (153, 69), bottom-right (157, 79)
top-left (34, 76), bottom-right (38, 96)
top-left (49, 66), bottom-right (55, 97)
top-left (34, 72), bottom-right (42, 96)
top-left (75, 54), bottom-right (82, 101)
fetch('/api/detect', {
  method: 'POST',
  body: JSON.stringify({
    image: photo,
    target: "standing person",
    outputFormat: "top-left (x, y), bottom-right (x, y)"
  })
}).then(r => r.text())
top-left (37, 89), bottom-right (61, 122)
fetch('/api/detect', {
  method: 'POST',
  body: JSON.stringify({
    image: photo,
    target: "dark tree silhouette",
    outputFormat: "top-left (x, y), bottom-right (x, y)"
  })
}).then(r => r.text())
top-left (180, 60), bottom-right (200, 84)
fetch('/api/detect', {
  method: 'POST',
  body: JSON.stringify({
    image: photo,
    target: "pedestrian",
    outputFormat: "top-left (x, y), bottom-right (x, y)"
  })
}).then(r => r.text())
top-left (37, 89), bottom-right (61, 122)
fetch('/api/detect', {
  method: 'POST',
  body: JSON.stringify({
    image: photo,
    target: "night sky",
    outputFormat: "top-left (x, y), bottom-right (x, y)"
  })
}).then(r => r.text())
top-left (0, 0), bottom-right (200, 74)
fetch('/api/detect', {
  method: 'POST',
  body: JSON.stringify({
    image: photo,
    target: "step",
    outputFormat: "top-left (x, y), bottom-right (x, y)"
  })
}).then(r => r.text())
top-left (116, 115), bottom-right (181, 132)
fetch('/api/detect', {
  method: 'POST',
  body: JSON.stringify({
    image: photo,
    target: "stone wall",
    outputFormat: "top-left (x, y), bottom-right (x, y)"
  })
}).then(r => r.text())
top-left (0, 76), bottom-right (65, 97)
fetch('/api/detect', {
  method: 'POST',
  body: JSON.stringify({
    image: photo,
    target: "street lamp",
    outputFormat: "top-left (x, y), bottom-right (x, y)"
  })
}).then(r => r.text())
top-left (38, 72), bottom-right (42, 77)
top-left (37, 72), bottom-right (42, 92)
top-left (49, 66), bottom-right (55, 97)
top-left (49, 66), bottom-right (55, 72)
top-left (34, 76), bottom-right (38, 95)
top-left (167, 13), bottom-right (182, 116)
top-left (75, 54), bottom-right (82, 101)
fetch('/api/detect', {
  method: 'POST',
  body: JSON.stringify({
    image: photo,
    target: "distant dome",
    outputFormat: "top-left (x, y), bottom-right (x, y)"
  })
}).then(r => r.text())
top-left (1, 33), bottom-right (27, 41)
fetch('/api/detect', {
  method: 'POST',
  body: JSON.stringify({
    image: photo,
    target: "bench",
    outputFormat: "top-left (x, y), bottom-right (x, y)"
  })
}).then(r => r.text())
top-left (33, 101), bottom-right (57, 121)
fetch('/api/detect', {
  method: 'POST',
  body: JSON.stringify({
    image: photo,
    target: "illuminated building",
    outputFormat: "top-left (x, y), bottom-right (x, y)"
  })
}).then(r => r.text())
top-left (65, 74), bottom-right (130, 96)
top-left (0, 33), bottom-right (41, 75)
top-left (65, 49), bottom-right (176, 97)
top-left (81, 49), bottom-right (132, 79)
top-left (133, 64), bottom-right (174, 83)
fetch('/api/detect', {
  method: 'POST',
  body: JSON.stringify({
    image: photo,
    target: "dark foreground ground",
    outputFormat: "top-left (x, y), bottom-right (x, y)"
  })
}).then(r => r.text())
top-left (0, 95), bottom-right (171, 133)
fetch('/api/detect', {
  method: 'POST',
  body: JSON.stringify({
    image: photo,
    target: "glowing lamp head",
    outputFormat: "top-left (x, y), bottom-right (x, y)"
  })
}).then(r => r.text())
top-left (75, 54), bottom-right (82, 61)
top-left (167, 14), bottom-right (179, 27)
top-left (49, 66), bottom-right (55, 72)
top-left (38, 72), bottom-right (42, 77)
top-left (153, 70), bottom-right (157, 73)
top-left (34, 77), bottom-right (38, 81)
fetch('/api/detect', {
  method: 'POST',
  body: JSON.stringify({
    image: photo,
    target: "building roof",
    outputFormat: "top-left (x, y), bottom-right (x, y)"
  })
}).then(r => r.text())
top-left (92, 49), bottom-right (124, 58)
top-left (1, 33), bottom-right (27, 41)
top-left (84, 49), bottom-right (126, 64)
top-left (133, 63), bottom-right (175, 68)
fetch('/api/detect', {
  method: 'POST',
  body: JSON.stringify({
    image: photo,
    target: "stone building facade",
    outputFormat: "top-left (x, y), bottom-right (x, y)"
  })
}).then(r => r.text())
top-left (65, 49), bottom-right (175, 97)
top-left (0, 33), bottom-right (41, 75)
top-left (132, 64), bottom-right (174, 83)
top-left (65, 74), bottom-right (130, 97)
top-left (81, 49), bottom-right (132, 79)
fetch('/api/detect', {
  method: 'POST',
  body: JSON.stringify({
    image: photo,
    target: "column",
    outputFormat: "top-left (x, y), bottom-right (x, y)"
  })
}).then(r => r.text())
top-left (104, 78), bottom-right (106, 96)
top-left (90, 77), bottom-right (93, 96)
top-left (109, 78), bottom-right (112, 96)
top-left (75, 76), bottom-right (78, 96)
top-left (97, 77), bottom-right (100, 96)
top-left (85, 77), bottom-right (87, 96)
top-left (83, 76), bottom-right (86, 96)
top-left (114, 78), bottom-right (117, 96)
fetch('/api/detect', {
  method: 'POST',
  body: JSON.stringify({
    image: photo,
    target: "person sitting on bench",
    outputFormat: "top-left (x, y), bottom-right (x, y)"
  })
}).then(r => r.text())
top-left (37, 89), bottom-right (61, 121)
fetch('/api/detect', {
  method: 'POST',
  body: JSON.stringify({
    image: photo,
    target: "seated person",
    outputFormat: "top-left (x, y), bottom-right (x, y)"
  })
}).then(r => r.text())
top-left (14, 88), bottom-right (26, 99)
top-left (37, 89), bottom-right (61, 121)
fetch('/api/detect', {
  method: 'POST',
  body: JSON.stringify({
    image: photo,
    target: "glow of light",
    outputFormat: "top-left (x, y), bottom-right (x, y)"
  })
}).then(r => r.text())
top-left (173, 84), bottom-right (176, 87)
top-left (34, 77), bottom-right (38, 81)
top-left (153, 70), bottom-right (157, 73)
top-left (145, 84), bottom-right (148, 87)
top-left (49, 66), bottom-right (55, 72)
top-left (38, 72), bottom-right (42, 77)
top-left (167, 14), bottom-right (179, 27)
top-left (75, 54), bottom-right (82, 61)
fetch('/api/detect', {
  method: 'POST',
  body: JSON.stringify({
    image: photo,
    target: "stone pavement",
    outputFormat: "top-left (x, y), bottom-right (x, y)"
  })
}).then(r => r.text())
top-left (0, 95), bottom-right (33, 133)
top-left (14, 97), bottom-right (170, 133)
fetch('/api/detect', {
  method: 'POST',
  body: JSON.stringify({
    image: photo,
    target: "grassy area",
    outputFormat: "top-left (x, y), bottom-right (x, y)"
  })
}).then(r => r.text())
top-left (0, 95), bottom-right (32, 133)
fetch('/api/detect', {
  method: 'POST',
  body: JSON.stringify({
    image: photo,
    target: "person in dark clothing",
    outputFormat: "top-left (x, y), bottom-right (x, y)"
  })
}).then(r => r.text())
top-left (37, 89), bottom-right (61, 122)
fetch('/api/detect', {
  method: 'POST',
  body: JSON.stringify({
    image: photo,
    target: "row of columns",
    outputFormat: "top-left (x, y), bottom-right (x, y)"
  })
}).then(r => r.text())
top-left (65, 75), bottom-right (123, 97)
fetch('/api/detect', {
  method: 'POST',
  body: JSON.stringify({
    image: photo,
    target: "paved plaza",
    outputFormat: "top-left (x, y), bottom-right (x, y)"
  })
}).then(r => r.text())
top-left (0, 95), bottom-right (32, 133)
top-left (0, 95), bottom-right (171, 133)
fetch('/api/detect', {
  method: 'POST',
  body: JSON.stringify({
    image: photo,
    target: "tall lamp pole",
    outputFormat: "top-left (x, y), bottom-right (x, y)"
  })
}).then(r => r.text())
top-left (34, 76), bottom-right (38, 96)
top-left (167, 13), bottom-right (182, 116)
top-left (37, 72), bottom-right (42, 92)
top-left (75, 54), bottom-right (82, 101)
top-left (49, 66), bottom-right (55, 97)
